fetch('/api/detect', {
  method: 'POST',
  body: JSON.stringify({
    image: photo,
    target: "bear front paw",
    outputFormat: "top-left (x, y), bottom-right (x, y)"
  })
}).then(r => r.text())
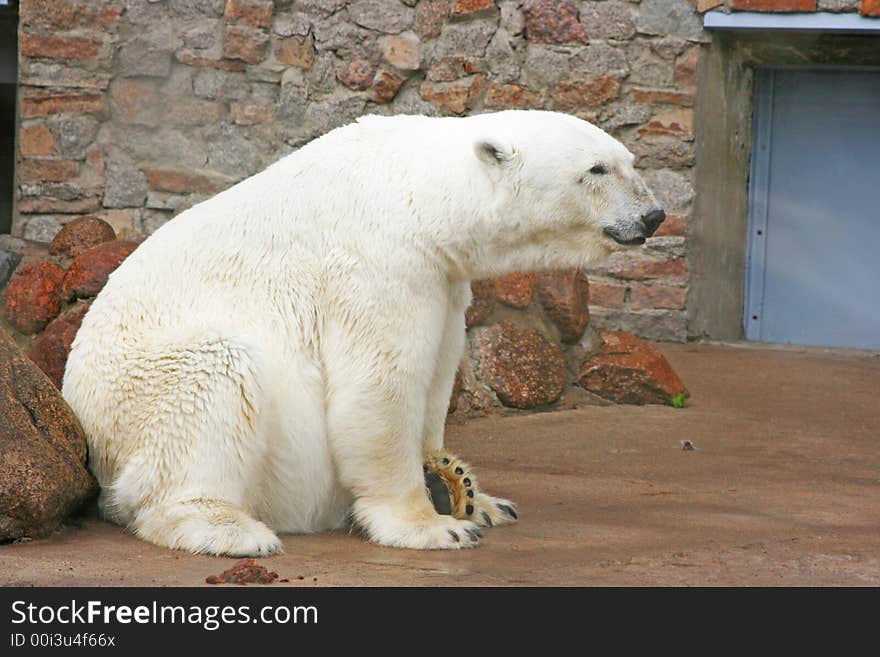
top-left (423, 450), bottom-right (519, 527)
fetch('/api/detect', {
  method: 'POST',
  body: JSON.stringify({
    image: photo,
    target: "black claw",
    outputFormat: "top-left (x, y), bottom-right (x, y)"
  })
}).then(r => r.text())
top-left (482, 511), bottom-right (493, 527)
top-left (466, 504), bottom-right (474, 515)
top-left (466, 489), bottom-right (474, 498)
top-left (498, 504), bottom-right (518, 520)
top-left (465, 528), bottom-right (482, 541)
top-left (454, 467), bottom-right (464, 475)
top-left (463, 477), bottom-right (471, 487)
top-left (448, 530), bottom-right (460, 543)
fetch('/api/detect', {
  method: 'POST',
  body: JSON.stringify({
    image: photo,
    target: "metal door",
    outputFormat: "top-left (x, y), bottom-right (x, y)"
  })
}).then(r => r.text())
top-left (745, 67), bottom-right (880, 349)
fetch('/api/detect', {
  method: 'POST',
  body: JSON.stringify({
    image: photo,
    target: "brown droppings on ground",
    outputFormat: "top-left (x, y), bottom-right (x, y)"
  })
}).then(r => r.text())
top-left (205, 559), bottom-right (279, 585)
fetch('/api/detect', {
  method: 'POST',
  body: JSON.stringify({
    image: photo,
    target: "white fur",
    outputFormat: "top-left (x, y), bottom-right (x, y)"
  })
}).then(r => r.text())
top-left (62, 110), bottom-right (660, 554)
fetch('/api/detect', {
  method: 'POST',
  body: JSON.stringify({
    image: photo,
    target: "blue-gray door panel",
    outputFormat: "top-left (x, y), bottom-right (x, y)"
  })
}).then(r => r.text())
top-left (746, 68), bottom-right (880, 350)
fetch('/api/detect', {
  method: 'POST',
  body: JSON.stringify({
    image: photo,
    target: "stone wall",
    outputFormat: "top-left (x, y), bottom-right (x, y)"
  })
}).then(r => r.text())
top-left (12, 0), bottom-right (708, 343)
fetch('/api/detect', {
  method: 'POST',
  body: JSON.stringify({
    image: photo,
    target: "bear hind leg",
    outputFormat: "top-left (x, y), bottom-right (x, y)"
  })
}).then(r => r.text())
top-left (132, 499), bottom-right (283, 557)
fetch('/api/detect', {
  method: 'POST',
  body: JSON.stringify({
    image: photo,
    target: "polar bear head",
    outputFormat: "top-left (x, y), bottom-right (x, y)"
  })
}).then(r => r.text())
top-left (469, 110), bottom-right (665, 272)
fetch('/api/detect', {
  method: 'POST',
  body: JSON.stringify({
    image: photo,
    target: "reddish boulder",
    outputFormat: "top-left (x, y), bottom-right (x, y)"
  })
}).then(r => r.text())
top-left (0, 330), bottom-right (97, 541)
top-left (48, 215), bottom-right (117, 258)
top-left (27, 303), bottom-right (90, 389)
top-left (465, 279), bottom-right (495, 328)
top-left (536, 269), bottom-right (590, 343)
top-left (522, 0), bottom-right (588, 44)
top-left (471, 321), bottom-right (568, 409)
top-left (493, 272), bottom-right (536, 309)
top-left (3, 261), bottom-right (66, 334)
top-left (62, 240), bottom-right (138, 301)
top-left (578, 330), bottom-right (688, 406)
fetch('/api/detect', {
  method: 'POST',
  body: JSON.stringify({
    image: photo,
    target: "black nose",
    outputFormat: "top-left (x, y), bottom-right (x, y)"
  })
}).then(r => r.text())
top-left (642, 208), bottom-right (666, 237)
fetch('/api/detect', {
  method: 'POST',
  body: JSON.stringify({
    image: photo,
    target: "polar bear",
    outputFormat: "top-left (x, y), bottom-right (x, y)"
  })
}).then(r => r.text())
top-left (62, 110), bottom-right (664, 555)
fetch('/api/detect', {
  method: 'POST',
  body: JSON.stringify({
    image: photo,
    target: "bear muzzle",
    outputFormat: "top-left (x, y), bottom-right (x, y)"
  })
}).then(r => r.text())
top-left (603, 207), bottom-right (666, 246)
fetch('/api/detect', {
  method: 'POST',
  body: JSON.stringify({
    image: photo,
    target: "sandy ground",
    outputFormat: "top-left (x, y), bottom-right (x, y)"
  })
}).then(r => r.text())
top-left (1, 342), bottom-right (878, 587)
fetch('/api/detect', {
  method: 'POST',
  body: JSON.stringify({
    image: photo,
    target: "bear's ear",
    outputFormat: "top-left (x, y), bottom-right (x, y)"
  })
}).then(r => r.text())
top-left (474, 138), bottom-right (516, 167)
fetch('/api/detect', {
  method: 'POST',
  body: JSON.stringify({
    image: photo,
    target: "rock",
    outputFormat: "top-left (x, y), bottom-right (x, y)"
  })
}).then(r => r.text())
top-left (448, 367), bottom-right (463, 414)
top-left (168, 0), bottom-right (225, 19)
top-left (579, 1), bottom-right (635, 40)
top-left (3, 261), bottom-right (66, 335)
top-left (21, 216), bottom-right (64, 244)
top-left (636, 0), bottom-right (704, 40)
top-left (471, 322), bottom-right (568, 409)
top-left (578, 330), bottom-right (688, 405)
top-left (0, 330), bottom-right (97, 541)
top-left (432, 20), bottom-right (497, 59)
top-left (465, 279), bottom-right (495, 328)
top-left (27, 304), bottom-right (90, 390)
top-left (641, 169), bottom-right (695, 214)
top-left (348, 0), bottom-right (414, 34)
top-left (522, 0), bottom-right (587, 44)
top-left (414, 0), bottom-right (449, 39)
top-left (103, 151), bottom-right (149, 209)
top-left (536, 269), bottom-right (590, 343)
top-left (337, 59), bottom-right (375, 91)
top-left (48, 216), bottom-right (117, 258)
top-left (62, 240), bottom-right (138, 301)
top-left (0, 249), bottom-right (22, 289)
top-left (380, 33), bottom-right (420, 71)
top-left (493, 272), bottom-right (536, 309)
top-left (371, 70), bottom-right (406, 103)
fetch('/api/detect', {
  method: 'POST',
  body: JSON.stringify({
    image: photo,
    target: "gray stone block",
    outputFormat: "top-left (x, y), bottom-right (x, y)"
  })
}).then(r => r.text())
top-left (0, 249), bottom-right (22, 289)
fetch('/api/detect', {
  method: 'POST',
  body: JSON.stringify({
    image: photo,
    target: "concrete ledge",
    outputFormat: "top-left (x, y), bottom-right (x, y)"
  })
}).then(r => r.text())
top-left (704, 10), bottom-right (880, 33)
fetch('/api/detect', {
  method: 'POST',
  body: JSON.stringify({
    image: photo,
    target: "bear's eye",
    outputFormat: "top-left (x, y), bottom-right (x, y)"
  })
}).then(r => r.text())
top-left (589, 164), bottom-right (608, 175)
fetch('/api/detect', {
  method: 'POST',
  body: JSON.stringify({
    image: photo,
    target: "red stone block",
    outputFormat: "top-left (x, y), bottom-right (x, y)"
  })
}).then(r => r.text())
top-left (20, 32), bottom-right (101, 60)
top-left (611, 257), bottom-right (688, 282)
top-left (48, 216), bottom-right (117, 258)
top-left (578, 330), bottom-right (688, 405)
top-left (861, 0), bottom-right (880, 15)
top-left (522, 0), bottom-right (588, 44)
top-left (224, 0), bottom-right (273, 28)
top-left (20, 0), bottom-right (120, 31)
top-left (337, 59), bottom-right (376, 91)
top-left (27, 303), bottom-right (90, 389)
top-left (730, 0), bottom-right (816, 10)
top-left (589, 283), bottom-right (626, 309)
top-left (62, 241), bottom-right (138, 301)
top-left (453, 0), bottom-right (495, 15)
top-left (144, 169), bottom-right (225, 195)
top-left (484, 83), bottom-right (544, 109)
top-left (4, 261), bottom-right (66, 335)
top-left (654, 214), bottom-right (687, 237)
top-left (20, 94), bottom-right (104, 118)
top-left (465, 279), bottom-right (495, 328)
top-left (553, 77), bottom-right (620, 111)
top-left (536, 269), bottom-right (590, 343)
top-left (19, 124), bottom-right (54, 157)
top-left (493, 272), bottom-right (536, 309)
top-left (223, 25), bottom-right (269, 64)
top-left (631, 88), bottom-right (694, 107)
top-left (18, 159), bottom-right (79, 183)
top-left (629, 284), bottom-right (687, 310)
top-left (472, 322), bottom-right (568, 409)
top-left (371, 70), bottom-right (406, 104)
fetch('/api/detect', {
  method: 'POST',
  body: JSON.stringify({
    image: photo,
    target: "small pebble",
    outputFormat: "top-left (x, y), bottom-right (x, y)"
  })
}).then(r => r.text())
top-left (681, 440), bottom-right (695, 451)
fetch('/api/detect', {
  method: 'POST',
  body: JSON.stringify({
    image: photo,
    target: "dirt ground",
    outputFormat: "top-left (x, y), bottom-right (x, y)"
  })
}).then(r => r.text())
top-left (2, 342), bottom-right (878, 587)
